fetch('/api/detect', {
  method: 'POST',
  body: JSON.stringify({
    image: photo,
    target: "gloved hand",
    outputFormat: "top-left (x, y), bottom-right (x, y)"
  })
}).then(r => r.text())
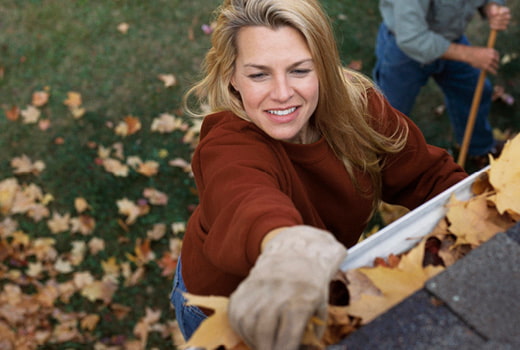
top-left (228, 225), bottom-right (347, 350)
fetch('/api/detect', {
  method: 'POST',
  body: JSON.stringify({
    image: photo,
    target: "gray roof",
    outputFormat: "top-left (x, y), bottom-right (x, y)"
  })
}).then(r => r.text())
top-left (330, 221), bottom-right (520, 350)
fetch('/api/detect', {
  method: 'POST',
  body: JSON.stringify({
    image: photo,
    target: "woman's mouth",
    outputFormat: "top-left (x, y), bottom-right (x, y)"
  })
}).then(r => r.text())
top-left (267, 107), bottom-right (297, 116)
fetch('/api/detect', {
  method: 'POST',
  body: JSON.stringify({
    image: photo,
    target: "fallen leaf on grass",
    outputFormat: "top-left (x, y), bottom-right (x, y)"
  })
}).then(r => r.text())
top-left (126, 238), bottom-right (155, 266)
top-left (146, 223), bottom-right (167, 240)
top-left (81, 280), bottom-right (118, 304)
top-left (74, 197), bottom-right (90, 213)
top-left (157, 252), bottom-right (178, 277)
top-left (32, 90), bottom-right (50, 107)
top-left (151, 113), bottom-right (187, 133)
top-left (143, 188), bottom-right (168, 205)
top-left (158, 74), bottom-right (177, 87)
top-left (39, 118), bottom-right (51, 130)
top-left (69, 215), bottom-right (96, 235)
top-left (4, 105), bottom-right (20, 121)
top-left (63, 92), bottom-right (82, 108)
top-left (115, 116), bottom-right (141, 136)
top-left (102, 158), bottom-right (129, 177)
top-left (21, 105), bottom-right (41, 124)
top-left (117, 198), bottom-right (142, 225)
top-left (11, 155), bottom-right (46, 175)
top-left (80, 314), bottom-right (100, 331)
top-left (117, 22), bottom-right (130, 34)
top-left (0, 178), bottom-right (19, 215)
top-left (88, 237), bottom-right (105, 255)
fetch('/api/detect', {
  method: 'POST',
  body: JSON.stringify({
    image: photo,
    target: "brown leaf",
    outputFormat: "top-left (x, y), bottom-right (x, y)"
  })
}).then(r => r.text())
top-left (4, 105), bottom-right (20, 121)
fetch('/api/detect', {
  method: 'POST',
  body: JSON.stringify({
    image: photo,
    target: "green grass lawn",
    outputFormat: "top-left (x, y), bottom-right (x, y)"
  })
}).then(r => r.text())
top-left (0, 0), bottom-right (519, 348)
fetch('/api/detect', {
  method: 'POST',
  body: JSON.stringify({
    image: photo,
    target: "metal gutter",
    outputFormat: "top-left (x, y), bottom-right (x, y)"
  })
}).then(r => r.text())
top-left (340, 166), bottom-right (489, 271)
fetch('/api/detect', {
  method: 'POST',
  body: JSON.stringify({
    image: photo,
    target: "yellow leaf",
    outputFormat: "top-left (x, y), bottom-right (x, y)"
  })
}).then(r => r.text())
top-left (80, 314), bottom-right (100, 331)
top-left (70, 105), bottom-right (86, 119)
top-left (63, 92), bottom-right (82, 107)
top-left (101, 257), bottom-right (120, 278)
top-left (446, 194), bottom-right (514, 246)
top-left (74, 197), bottom-right (90, 213)
top-left (184, 293), bottom-right (244, 350)
top-left (0, 178), bottom-right (19, 215)
top-left (488, 134), bottom-right (520, 219)
top-left (346, 239), bottom-right (444, 324)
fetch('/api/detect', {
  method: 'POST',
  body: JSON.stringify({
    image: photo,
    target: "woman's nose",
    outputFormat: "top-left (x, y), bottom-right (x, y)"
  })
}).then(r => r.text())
top-left (271, 76), bottom-right (293, 101)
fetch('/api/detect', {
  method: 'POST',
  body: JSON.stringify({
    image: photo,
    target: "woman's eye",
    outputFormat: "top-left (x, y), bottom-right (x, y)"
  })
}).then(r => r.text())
top-left (292, 69), bottom-right (311, 75)
top-left (248, 73), bottom-right (266, 80)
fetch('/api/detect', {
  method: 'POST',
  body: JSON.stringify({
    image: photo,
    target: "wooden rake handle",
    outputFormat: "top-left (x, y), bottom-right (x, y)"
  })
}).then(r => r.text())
top-left (457, 29), bottom-right (498, 167)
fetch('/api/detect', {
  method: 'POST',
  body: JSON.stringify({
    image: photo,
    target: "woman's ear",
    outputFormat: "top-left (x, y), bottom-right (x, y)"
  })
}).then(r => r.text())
top-left (230, 74), bottom-right (239, 92)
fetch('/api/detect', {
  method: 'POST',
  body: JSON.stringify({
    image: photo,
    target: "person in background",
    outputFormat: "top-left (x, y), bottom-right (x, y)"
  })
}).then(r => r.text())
top-left (170, 0), bottom-right (467, 349)
top-left (374, 0), bottom-right (511, 169)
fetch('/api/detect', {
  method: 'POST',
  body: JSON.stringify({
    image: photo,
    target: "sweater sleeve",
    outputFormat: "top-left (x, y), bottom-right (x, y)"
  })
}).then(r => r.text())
top-left (385, 0), bottom-right (451, 63)
top-left (368, 91), bottom-right (467, 208)
top-left (191, 114), bottom-right (303, 276)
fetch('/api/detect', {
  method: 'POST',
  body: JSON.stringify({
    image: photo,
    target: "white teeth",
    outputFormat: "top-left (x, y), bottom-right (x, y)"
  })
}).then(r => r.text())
top-left (268, 107), bottom-right (296, 116)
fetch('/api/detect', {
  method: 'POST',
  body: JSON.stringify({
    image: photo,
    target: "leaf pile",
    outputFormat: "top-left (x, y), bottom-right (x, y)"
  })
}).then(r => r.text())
top-left (1, 89), bottom-right (201, 349)
top-left (182, 134), bottom-right (520, 350)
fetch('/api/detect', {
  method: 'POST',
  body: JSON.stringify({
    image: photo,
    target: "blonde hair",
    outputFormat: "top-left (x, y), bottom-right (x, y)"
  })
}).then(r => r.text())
top-left (184, 0), bottom-right (408, 210)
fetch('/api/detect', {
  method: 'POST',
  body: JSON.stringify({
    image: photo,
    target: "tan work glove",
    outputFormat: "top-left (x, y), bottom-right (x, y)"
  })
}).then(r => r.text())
top-left (228, 225), bottom-right (347, 350)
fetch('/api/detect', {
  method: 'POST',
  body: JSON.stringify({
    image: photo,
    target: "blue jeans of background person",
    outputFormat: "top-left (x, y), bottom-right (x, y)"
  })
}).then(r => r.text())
top-left (373, 23), bottom-right (495, 157)
top-left (170, 257), bottom-right (207, 341)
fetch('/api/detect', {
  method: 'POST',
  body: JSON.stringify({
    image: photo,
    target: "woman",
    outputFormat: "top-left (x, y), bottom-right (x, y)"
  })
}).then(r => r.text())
top-left (171, 0), bottom-right (467, 349)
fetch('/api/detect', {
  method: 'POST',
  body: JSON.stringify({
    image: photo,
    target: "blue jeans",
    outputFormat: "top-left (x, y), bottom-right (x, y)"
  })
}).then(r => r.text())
top-left (170, 257), bottom-right (207, 341)
top-left (373, 23), bottom-right (495, 156)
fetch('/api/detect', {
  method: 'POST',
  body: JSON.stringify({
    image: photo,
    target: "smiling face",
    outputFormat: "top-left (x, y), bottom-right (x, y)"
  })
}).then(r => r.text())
top-left (230, 25), bottom-right (320, 144)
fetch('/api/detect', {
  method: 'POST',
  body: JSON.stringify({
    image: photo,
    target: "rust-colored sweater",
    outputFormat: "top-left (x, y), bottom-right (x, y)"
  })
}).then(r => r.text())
top-left (181, 91), bottom-right (466, 297)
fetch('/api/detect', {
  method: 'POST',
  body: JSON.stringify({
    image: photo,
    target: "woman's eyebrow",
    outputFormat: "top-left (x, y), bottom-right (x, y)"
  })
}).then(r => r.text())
top-left (242, 58), bottom-right (314, 70)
